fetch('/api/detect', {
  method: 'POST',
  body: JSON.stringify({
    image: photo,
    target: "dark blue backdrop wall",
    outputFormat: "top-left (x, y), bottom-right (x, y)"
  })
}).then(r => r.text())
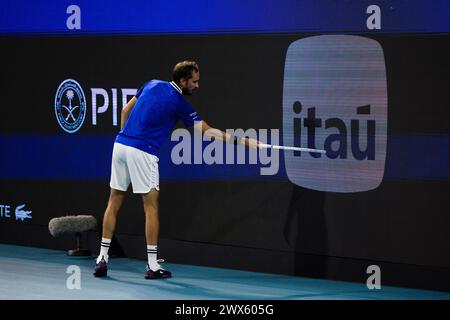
top-left (1, 1), bottom-right (449, 292)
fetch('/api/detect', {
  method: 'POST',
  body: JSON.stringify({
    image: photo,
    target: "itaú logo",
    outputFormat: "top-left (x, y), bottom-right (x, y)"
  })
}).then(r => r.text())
top-left (282, 35), bottom-right (388, 193)
top-left (54, 79), bottom-right (137, 132)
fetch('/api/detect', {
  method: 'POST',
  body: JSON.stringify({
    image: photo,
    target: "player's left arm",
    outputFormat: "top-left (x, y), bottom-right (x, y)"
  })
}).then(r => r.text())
top-left (193, 120), bottom-right (261, 149)
top-left (121, 97), bottom-right (138, 129)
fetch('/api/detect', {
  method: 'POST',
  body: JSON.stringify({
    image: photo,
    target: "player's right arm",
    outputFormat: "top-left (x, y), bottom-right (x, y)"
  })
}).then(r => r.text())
top-left (194, 120), bottom-right (261, 149)
top-left (121, 97), bottom-right (138, 129)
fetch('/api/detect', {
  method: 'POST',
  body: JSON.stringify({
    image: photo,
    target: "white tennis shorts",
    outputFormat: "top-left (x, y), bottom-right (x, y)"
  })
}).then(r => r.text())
top-left (110, 143), bottom-right (160, 194)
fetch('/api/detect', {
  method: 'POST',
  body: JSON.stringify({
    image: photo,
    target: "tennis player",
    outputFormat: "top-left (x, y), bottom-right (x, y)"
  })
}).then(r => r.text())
top-left (94, 61), bottom-right (260, 279)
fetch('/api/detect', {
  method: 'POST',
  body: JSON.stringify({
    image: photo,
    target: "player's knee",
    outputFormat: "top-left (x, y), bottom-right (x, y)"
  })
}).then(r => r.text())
top-left (142, 190), bottom-right (158, 208)
top-left (148, 197), bottom-right (158, 210)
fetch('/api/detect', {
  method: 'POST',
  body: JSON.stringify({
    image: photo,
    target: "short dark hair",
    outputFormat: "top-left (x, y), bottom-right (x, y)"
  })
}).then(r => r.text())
top-left (172, 61), bottom-right (199, 84)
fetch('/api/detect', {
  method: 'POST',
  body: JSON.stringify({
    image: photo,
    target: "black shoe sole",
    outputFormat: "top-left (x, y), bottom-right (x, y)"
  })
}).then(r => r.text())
top-left (93, 270), bottom-right (108, 277)
top-left (145, 274), bottom-right (172, 280)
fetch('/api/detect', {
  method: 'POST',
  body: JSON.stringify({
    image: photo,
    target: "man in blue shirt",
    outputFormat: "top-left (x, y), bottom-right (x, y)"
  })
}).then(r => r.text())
top-left (94, 61), bottom-right (260, 279)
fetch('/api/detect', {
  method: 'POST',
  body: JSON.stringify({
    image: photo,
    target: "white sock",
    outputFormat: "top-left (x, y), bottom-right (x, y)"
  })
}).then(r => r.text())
top-left (97, 238), bottom-right (111, 263)
top-left (147, 245), bottom-right (159, 270)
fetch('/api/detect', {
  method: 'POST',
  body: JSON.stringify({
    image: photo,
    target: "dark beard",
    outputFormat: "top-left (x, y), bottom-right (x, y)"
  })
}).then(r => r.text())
top-left (182, 87), bottom-right (192, 96)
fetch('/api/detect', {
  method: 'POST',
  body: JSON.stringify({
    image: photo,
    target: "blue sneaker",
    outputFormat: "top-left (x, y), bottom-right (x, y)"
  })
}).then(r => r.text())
top-left (93, 257), bottom-right (108, 277)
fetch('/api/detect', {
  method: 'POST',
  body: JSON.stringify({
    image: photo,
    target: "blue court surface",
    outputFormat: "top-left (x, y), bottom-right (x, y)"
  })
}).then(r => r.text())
top-left (1, 244), bottom-right (449, 300)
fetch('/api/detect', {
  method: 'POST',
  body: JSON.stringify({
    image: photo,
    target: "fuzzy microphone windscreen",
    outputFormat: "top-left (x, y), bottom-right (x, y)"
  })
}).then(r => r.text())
top-left (48, 215), bottom-right (97, 237)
